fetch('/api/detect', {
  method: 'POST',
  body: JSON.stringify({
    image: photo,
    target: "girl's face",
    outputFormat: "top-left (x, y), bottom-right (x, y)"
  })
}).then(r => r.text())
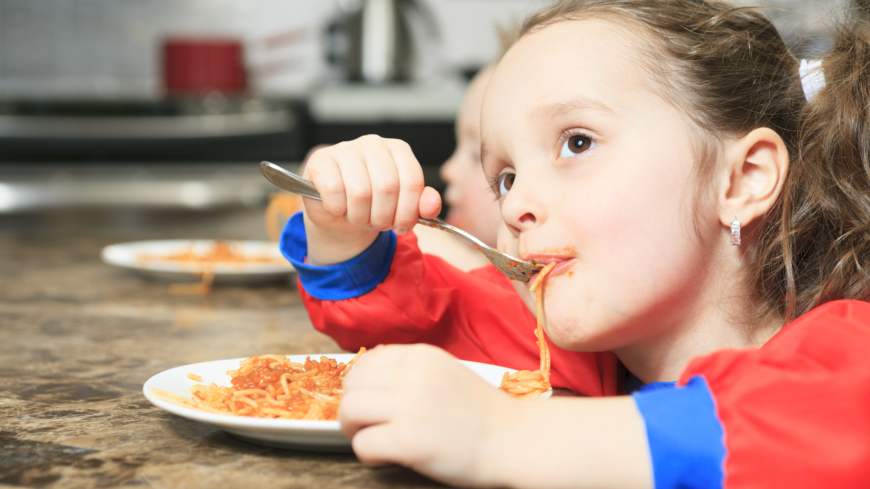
top-left (482, 19), bottom-right (721, 352)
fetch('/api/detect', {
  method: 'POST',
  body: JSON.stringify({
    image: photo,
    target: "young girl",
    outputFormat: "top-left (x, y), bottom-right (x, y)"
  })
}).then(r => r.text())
top-left (282, 0), bottom-right (870, 487)
top-left (284, 75), bottom-right (620, 395)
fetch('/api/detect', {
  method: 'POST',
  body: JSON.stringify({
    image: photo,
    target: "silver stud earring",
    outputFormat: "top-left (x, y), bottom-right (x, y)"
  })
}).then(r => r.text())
top-left (730, 220), bottom-right (741, 246)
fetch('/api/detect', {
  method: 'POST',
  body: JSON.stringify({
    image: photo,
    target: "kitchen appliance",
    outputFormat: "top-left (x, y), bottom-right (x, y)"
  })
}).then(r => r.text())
top-left (326, 0), bottom-right (441, 83)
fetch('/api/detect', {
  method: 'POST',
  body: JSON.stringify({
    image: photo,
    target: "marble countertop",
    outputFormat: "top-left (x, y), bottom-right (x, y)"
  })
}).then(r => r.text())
top-left (0, 208), bottom-right (443, 489)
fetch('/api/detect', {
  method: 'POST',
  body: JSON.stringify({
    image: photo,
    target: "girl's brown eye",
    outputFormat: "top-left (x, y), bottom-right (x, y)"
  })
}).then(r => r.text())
top-left (560, 134), bottom-right (596, 158)
top-left (497, 172), bottom-right (515, 196)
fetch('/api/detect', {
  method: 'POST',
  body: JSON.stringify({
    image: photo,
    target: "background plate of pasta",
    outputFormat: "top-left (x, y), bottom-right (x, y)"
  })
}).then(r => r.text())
top-left (101, 239), bottom-right (295, 285)
top-left (143, 353), bottom-right (541, 452)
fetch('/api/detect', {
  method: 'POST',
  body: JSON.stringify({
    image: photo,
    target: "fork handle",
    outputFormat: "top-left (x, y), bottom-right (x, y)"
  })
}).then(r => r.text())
top-left (261, 161), bottom-right (322, 201)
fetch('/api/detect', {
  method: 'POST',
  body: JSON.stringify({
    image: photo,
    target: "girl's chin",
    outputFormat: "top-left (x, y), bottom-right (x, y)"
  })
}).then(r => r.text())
top-left (542, 319), bottom-right (578, 349)
top-left (543, 314), bottom-right (608, 352)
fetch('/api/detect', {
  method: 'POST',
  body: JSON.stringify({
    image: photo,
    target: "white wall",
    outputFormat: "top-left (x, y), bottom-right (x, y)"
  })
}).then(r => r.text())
top-left (0, 0), bottom-right (853, 101)
top-left (0, 0), bottom-right (340, 99)
top-left (0, 0), bottom-right (548, 100)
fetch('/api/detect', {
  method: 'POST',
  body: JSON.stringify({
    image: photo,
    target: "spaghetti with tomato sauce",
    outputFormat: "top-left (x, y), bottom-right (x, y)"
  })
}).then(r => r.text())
top-left (498, 261), bottom-right (556, 399)
top-left (152, 349), bottom-right (365, 420)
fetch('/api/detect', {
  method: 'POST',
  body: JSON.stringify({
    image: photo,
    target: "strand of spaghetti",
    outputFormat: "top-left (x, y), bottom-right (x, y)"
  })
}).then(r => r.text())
top-left (151, 387), bottom-right (196, 406)
top-left (261, 407), bottom-right (296, 418)
top-left (260, 354), bottom-right (296, 364)
top-left (261, 396), bottom-right (285, 406)
top-left (151, 388), bottom-right (228, 414)
top-left (233, 389), bottom-right (269, 397)
top-left (504, 380), bottom-right (550, 389)
top-left (536, 286), bottom-right (546, 376)
top-left (236, 397), bottom-right (260, 409)
top-left (505, 386), bottom-right (537, 394)
top-left (280, 373), bottom-right (292, 396)
top-left (528, 262), bottom-right (556, 293)
top-left (298, 387), bottom-right (340, 403)
top-left (511, 371), bottom-right (544, 381)
top-left (340, 346), bottom-right (367, 377)
top-left (534, 263), bottom-right (556, 379)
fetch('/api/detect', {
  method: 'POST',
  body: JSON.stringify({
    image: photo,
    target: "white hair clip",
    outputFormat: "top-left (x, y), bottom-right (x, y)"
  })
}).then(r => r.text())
top-left (800, 59), bottom-right (826, 102)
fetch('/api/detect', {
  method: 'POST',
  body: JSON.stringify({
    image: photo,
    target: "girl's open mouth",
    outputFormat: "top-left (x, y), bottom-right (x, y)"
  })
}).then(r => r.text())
top-left (524, 255), bottom-right (576, 285)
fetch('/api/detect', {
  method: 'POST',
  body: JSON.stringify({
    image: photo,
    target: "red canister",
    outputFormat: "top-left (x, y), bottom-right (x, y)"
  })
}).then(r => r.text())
top-left (163, 38), bottom-right (247, 95)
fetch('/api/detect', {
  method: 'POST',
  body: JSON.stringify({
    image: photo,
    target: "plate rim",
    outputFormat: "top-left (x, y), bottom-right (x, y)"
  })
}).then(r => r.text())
top-left (101, 239), bottom-right (295, 275)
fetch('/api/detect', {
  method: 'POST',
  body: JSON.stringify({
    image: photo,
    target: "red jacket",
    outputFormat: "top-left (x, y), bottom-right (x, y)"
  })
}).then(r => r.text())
top-left (281, 214), bottom-right (870, 488)
top-left (297, 229), bottom-right (620, 397)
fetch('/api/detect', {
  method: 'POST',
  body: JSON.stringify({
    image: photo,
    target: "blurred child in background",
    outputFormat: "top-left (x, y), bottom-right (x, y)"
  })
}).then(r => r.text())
top-left (413, 65), bottom-right (500, 271)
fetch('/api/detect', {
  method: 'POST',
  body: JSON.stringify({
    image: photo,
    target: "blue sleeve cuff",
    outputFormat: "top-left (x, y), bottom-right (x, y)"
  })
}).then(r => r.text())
top-left (632, 376), bottom-right (726, 489)
top-left (279, 212), bottom-right (396, 301)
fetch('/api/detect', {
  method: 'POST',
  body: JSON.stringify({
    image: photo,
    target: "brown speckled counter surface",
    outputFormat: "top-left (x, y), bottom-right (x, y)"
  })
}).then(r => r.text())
top-left (0, 208), bottom-right (443, 489)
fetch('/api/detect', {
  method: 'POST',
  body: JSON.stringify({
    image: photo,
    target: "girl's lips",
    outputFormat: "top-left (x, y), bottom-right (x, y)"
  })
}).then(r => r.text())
top-left (523, 254), bottom-right (577, 285)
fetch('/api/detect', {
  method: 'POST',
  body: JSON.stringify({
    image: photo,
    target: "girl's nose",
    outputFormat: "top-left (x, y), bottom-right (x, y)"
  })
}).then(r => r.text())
top-left (501, 179), bottom-right (543, 237)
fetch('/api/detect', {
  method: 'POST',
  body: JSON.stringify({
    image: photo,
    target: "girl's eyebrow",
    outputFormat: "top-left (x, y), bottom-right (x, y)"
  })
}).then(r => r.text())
top-left (479, 97), bottom-right (615, 166)
top-left (480, 141), bottom-right (492, 168)
top-left (528, 97), bottom-right (616, 122)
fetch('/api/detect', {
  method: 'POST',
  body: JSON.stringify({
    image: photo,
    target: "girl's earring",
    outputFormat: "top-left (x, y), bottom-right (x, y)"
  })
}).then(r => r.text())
top-left (730, 220), bottom-right (741, 246)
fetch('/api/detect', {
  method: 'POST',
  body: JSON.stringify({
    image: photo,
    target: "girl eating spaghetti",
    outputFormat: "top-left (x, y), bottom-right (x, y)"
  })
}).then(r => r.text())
top-left (280, 0), bottom-right (870, 486)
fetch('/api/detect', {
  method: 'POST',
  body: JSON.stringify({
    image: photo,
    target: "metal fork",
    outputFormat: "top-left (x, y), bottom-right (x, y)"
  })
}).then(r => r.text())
top-left (260, 161), bottom-right (543, 282)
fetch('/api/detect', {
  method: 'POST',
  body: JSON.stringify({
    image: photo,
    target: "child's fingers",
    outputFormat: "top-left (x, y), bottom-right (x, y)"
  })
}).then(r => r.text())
top-left (339, 348), bottom-right (403, 439)
top-left (360, 137), bottom-right (401, 231)
top-left (351, 423), bottom-right (413, 467)
top-left (332, 144), bottom-right (373, 228)
top-left (418, 186), bottom-right (442, 220)
top-left (387, 139), bottom-right (427, 234)
top-left (338, 388), bottom-right (395, 439)
top-left (305, 155), bottom-right (347, 217)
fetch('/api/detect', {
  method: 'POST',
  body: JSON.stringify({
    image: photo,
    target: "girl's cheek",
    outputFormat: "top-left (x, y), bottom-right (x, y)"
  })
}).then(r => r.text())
top-left (496, 221), bottom-right (516, 255)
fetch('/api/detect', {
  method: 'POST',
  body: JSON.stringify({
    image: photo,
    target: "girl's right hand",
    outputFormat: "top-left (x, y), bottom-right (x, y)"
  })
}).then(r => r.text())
top-left (301, 135), bottom-right (442, 266)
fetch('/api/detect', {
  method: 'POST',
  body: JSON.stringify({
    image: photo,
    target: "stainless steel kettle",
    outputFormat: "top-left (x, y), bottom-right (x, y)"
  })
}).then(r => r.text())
top-left (326, 0), bottom-right (440, 83)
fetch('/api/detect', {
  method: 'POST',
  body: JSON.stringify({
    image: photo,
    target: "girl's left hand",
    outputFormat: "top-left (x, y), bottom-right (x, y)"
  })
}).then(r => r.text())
top-left (340, 344), bottom-right (654, 489)
top-left (339, 344), bottom-right (508, 486)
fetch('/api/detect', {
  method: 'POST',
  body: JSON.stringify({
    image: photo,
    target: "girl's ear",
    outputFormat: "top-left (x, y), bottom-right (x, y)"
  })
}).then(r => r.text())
top-left (718, 127), bottom-right (789, 229)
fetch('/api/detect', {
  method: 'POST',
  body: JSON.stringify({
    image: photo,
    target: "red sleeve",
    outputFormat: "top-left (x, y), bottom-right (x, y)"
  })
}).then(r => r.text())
top-left (299, 231), bottom-right (619, 396)
top-left (679, 299), bottom-right (870, 488)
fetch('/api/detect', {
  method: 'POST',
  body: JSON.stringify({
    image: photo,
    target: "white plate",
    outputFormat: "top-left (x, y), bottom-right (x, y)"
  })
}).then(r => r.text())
top-left (143, 354), bottom-right (546, 452)
top-left (101, 239), bottom-right (295, 285)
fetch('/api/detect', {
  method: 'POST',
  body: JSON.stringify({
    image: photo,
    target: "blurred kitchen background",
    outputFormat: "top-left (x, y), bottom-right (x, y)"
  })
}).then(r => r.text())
top-left (0, 0), bottom-right (861, 217)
